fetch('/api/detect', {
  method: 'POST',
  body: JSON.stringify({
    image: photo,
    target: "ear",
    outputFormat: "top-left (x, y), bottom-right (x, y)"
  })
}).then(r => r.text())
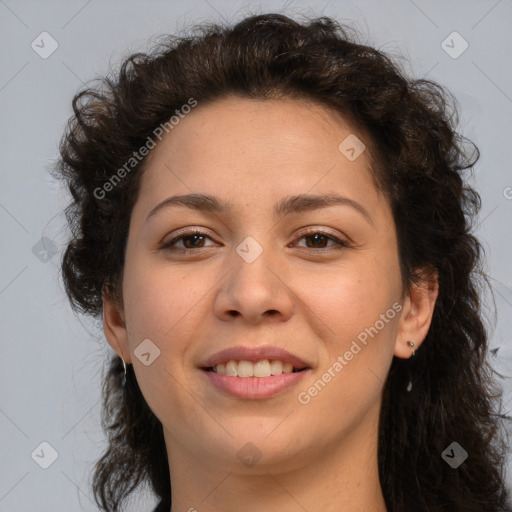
top-left (102, 288), bottom-right (132, 364)
top-left (394, 267), bottom-right (439, 359)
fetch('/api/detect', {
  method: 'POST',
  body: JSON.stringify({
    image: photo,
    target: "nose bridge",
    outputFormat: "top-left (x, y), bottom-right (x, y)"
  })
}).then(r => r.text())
top-left (231, 234), bottom-right (278, 302)
top-left (215, 234), bottom-right (293, 322)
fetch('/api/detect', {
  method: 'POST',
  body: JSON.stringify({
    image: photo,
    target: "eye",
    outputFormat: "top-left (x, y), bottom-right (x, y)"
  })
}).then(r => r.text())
top-left (159, 228), bottom-right (351, 254)
top-left (292, 229), bottom-right (351, 251)
top-left (160, 229), bottom-right (217, 253)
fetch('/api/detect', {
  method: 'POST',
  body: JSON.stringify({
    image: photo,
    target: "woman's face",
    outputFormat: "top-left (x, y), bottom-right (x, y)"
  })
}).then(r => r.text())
top-left (105, 96), bottom-right (427, 473)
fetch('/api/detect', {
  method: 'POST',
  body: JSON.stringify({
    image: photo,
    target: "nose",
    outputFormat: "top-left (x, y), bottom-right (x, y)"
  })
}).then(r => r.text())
top-left (213, 244), bottom-right (294, 324)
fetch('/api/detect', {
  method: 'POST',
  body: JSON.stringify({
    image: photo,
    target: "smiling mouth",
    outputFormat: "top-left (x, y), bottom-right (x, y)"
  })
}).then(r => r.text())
top-left (203, 359), bottom-right (309, 378)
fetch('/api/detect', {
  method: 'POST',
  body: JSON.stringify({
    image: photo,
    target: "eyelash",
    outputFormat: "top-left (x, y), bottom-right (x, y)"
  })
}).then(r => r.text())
top-left (160, 228), bottom-right (352, 254)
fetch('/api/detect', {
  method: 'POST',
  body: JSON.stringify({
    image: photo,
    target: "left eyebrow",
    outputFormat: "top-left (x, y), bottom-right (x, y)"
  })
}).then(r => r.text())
top-left (273, 193), bottom-right (374, 227)
top-left (145, 192), bottom-right (374, 227)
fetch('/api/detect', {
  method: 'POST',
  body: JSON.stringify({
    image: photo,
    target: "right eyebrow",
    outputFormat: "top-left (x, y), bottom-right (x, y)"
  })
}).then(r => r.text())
top-left (145, 193), bottom-right (232, 223)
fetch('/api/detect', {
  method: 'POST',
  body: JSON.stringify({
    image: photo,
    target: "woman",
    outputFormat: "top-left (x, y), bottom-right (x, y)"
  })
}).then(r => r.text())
top-left (52, 12), bottom-right (512, 512)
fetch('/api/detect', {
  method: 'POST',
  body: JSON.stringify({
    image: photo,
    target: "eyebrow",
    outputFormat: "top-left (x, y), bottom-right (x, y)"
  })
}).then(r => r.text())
top-left (145, 192), bottom-right (374, 226)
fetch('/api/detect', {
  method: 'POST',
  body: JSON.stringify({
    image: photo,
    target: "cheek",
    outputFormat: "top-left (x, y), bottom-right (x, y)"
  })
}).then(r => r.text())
top-left (297, 253), bottom-right (400, 414)
top-left (296, 267), bottom-right (399, 425)
top-left (303, 254), bottom-right (398, 345)
top-left (123, 260), bottom-right (205, 342)
top-left (122, 264), bottom-right (206, 425)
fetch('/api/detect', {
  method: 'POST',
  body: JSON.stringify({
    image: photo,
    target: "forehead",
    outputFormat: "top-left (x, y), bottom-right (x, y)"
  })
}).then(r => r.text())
top-left (147, 96), bottom-right (366, 167)
top-left (135, 96), bottom-right (385, 221)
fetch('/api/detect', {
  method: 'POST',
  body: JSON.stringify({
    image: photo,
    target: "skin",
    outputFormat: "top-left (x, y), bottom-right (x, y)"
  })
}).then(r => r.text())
top-left (103, 96), bottom-right (439, 512)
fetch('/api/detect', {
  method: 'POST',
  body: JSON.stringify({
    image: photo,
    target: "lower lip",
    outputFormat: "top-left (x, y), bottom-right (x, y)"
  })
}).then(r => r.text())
top-left (202, 369), bottom-right (311, 399)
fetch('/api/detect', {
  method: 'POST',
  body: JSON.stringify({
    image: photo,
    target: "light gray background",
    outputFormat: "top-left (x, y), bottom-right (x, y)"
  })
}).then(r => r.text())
top-left (1, 1), bottom-right (511, 511)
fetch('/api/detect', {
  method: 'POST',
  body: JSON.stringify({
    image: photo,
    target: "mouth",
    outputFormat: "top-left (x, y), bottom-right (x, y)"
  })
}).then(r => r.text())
top-left (202, 359), bottom-right (310, 377)
top-left (198, 345), bottom-right (312, 399)
top-left (201, 363), bottom-right (312, 400)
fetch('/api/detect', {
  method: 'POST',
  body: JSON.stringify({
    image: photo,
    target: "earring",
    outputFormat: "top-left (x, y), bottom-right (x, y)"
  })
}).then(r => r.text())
top-left (406, 340), bottom-right (415, 392)
top-left (120, 356), bottom-right (127, 389)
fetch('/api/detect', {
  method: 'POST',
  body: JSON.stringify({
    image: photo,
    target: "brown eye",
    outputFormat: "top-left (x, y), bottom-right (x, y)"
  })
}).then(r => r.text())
top-left (303, 233), bottom-right (330, 248)
top-left (294, 230), bottom-right (350, 251)
top-left (160, 230), bottom-right (216, 252)
top-left (179, 233), bottom-right (208, 249)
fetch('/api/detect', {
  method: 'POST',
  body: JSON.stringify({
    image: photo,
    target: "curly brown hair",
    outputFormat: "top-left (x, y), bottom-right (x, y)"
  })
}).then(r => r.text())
top-left (52, 12), bottom-right (512, 512)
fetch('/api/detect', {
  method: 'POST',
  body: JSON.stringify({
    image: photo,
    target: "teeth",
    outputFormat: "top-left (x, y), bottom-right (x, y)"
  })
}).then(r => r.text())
top-left (254, 360), bottom-right (271, 377)
top-left (270, 360), bottom-right (282, 375)
top-left (225, 361), bottom-right (238, 377)
top-left (213, 359), bottom-right (297, 377)
top-left (238, 360), bottom-right (254, 377)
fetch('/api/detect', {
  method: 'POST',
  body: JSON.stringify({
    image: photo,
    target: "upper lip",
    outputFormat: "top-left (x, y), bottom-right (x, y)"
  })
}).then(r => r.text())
top-left (200, 345), bottom-right (311, 370)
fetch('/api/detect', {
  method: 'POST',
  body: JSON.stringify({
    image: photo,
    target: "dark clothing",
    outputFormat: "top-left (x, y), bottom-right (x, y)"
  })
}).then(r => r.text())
top-left (153, 500), bottom-right (169, 512)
